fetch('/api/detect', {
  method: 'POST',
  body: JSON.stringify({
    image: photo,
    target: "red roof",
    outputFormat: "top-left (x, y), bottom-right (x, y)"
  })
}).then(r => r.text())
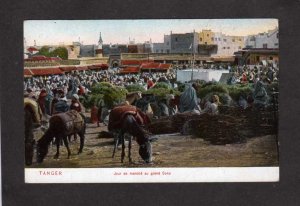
top-left (88, 64), bottom-right (109, 70)
top-left (27, 47), bottom-right (39, 52)
top-left (119, 66), bottom-right (140, 74)
top-left (59, 66), bottom-right (77, 72)
top-left (76, 66), bottom-right (88, 71)
top-left (140, 62), bottom-right (171, 70)
top-left (29, 67), bottom-right (64, 76)
top-left (24, 68), bottom-right (33, 76)
top-left (159, 63), bottom-right (172, 69)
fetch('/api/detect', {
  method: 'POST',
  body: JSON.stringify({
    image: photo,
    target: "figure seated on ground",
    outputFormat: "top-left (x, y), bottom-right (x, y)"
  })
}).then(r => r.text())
top-left (201, 95), bottom-right (220, 115)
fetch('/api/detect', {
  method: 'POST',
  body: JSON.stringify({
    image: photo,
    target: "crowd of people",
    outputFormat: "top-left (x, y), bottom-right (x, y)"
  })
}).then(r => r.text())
top-left (23, 63), bottom-right (279, 119)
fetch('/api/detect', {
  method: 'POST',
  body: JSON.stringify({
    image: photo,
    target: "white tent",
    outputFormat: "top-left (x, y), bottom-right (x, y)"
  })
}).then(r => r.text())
top-left (176, 69), bottom-right (229, 83)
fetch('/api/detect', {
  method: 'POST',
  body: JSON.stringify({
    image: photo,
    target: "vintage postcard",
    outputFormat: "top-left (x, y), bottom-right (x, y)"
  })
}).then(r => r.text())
top-left (24, 19), bottom-right (279, 183)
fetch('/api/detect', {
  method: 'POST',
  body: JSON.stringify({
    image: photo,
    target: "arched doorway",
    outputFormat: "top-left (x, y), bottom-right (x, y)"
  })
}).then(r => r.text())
top-left (111, 60), bottom-right (119, 68)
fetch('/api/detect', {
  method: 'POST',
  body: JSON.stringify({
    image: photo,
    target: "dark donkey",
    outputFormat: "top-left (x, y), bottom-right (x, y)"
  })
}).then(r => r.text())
top-left (108, 105), bottom-right (153, 163)
top-left (36, 110), bottom-right (86, 163)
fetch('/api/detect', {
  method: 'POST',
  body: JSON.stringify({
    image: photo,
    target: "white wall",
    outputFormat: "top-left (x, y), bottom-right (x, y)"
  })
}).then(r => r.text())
top-left (213, 33), bottom-right (244, 56)
top-left (177, 69), bottom-right (229, 82)
top-left (245, 28), bottom-right (279, 49)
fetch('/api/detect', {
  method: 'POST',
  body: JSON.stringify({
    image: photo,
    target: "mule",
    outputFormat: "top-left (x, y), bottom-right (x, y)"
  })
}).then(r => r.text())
top-left (108, 106), bottom-right (152, 163)
top-left (36, 110), bottom-right (86, 163)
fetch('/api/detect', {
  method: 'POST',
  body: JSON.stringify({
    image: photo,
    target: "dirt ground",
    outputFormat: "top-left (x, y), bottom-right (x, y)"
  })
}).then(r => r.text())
top-left (29, 118), bottom-right (279, 168)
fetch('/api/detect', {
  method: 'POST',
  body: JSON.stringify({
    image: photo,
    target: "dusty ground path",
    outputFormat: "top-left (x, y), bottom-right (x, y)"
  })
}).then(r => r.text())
top-left (30, 119), bottom-right (279, 168)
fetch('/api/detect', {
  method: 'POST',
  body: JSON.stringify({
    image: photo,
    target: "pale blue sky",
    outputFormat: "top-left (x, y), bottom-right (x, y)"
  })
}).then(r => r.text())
top-left (24, 19), bottom-right (278, 46)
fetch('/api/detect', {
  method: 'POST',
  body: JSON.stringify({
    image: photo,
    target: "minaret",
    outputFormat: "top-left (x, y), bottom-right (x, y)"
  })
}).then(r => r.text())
top-left (34, 40), bottom-right (36, 47)
top-left (98, 32), bottom-right (103, 49)
top-left (95, 32), bottom-right (103, 57)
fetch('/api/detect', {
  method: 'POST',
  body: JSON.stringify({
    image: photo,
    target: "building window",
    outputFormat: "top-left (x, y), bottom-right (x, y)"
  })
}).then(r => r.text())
top-left (161, 49), bottom-right (163, 53)
top-left (211, 37), bottom-right (214, 41)
top-left (223, 47), bottom-right (226, 49)
top-left (207, 34), bottom-right (209, 37)
top-left (269, 56), bottom-right (273, 60)
top-left (232, 39), bottom-right (235, 42)
top-left (256, 56), bottom-right (260, 61)
top-left (175, 37), bottom-right (178, 42)
top-left (239, 38), bottom-right (242, 41)
top-left (218, 38), bottom-right (220, 41)
top-left (263, 43), bottom-right (268, 48)
top-left (238, 46), bottom-right (241, 49)
top-left (167, 42), bottom-right (169, 45)
top-left (156, 49), bottom-right (159, 53)
top-left (205, 42), bottom-right (207, 45)
top-left (215, 38), bottom-right (218, 41)
top-left (274, 43), bottom-right (278, 46)
top-left (166, 49), bottom-right (170, 53)
top-left (223, 39), bottom-right (227, 42)
top-left (200, 38), bottom-right (202, 41)
top-left (277, 33), bottom-right (279, 38)
top-left (227, 47), bottom-right (230, 49)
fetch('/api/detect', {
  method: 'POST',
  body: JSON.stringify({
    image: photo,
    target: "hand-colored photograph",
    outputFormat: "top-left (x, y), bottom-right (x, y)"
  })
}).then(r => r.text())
top-left (24, 19), bottom-right (279, 182)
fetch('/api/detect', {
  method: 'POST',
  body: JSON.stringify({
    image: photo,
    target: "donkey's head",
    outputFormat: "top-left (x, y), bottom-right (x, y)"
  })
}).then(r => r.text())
top-left (36, 134), bottom-right (50, 163)
top-left (138, 139), bottom-right (152, 163)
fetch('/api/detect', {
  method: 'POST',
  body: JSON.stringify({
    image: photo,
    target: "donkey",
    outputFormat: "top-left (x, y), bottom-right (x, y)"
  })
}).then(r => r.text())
top-left (36, 110), bottom-right (86, 163)
top-left (108, 105), bottom-right (153, 163)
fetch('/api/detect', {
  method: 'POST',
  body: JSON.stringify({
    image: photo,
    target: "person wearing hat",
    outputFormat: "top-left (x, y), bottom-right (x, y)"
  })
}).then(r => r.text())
top-left (70, 94), bottom-right (82, 113)
top-left (37, 89), bottom-right (47, 114)
top-left (53, 95), bottom-right (69, 114)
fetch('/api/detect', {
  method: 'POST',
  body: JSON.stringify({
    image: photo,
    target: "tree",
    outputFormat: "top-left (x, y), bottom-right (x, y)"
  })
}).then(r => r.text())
top-left (38, 46), bottom-right (51, 57)
top-left (51, 47), bottom-right (68, 60)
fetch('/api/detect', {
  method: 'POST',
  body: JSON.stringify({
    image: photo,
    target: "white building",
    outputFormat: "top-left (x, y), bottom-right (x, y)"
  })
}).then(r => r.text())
top-left (245, 27), bottom-right (279, 49)
top-left (212, 32), bottom-right (245, 57)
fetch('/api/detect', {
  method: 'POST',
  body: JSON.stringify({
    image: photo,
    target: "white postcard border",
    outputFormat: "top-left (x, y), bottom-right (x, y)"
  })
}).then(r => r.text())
top-left (25, 167), bottom-right (279, 183)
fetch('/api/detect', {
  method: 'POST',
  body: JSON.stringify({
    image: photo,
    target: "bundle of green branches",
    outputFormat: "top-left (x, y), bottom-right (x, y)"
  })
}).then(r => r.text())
top-left (227, 84), bottom-right (253, 101)
top-left (80, 94), bottom-right (103, 109)
top-left (125, 84), bottom-right (146, 93)
top-left (142, 82), bottom-right (180, 98)
top-left (87, 82), bottom-right (127, 109)
top-left (197, 83), bottom-right (229, 99)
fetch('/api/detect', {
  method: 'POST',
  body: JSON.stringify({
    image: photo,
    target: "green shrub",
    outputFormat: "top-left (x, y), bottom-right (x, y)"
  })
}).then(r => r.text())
top-left (144, 88), bottom-right (180, 98)
top-left (125, 84), bottom-right (146, 93)
top-left (153, 82), bottom-right (171, 89)
top-left (89, 82), bottom-right (127, 108)
top-left (198, 84), bottom-right (229, 98)
top-left (227, 85), bottom-right (253, 101)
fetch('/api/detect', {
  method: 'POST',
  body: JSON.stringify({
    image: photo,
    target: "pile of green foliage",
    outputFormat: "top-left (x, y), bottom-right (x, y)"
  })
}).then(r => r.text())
top-left (152, 82), bottom-right (171, 89)
top-left (143, 82), bottom-right (180, 98)
top-left (227, 84), bottom-right (253, 101)
top-left (196, 82), bottom-right (254, 103)
top-left (197, 83), bottom-right (229, 98)
top-left (125, 84), bottom-right (146, 93)
top-left (83, 82), bottom-right (127, 109)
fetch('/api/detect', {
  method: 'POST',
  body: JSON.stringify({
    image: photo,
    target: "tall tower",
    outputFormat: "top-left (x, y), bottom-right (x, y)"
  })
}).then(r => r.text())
top-left (95, 32), bottom-right (103, 57)
top-left (98, 32), bottom-right (103, 49)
